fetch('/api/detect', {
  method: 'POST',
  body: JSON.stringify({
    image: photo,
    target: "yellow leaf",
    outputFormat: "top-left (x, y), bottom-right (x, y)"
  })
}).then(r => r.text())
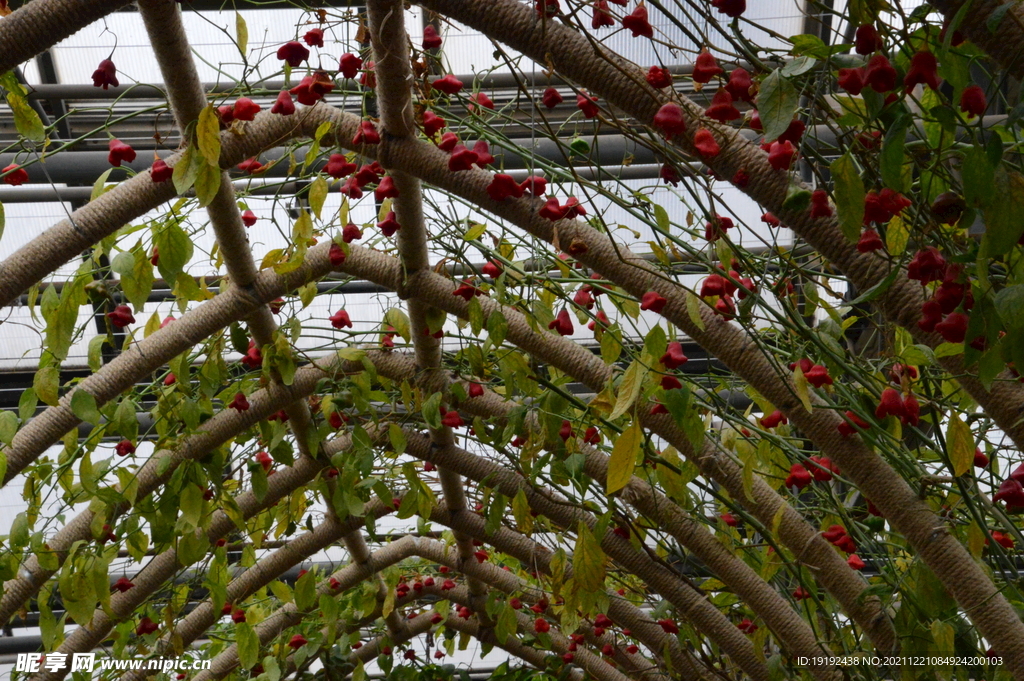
top-left (235, 12), bottom-right (248, 55)
top-left (946, 411), bottom-right (973, 476)
top-left (610, 360), bottom-right (647, 421)
top-left (197, 106), bottom-right (221, 167)
top-left (607, 420), bottom-right (641, 495)
top-left (885, 213), bottom-right (908, 255)
top-left (309, 176), bottom-right (328, 219)
top-left (791, 366), bottom-right (813, 413)
top-left (685, 290), bottom-right (705, 331)
top-left (573, 521), bottom-right (605, 592)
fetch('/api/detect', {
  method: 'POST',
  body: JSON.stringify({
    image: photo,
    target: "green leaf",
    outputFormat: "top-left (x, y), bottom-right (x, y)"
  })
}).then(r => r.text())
top-left (235, 12), bottom-right (248, 55)
top-left (197, 105), bottom-right (222, 166)
top-left (0, 412), bottom-right (17, 446)
top-left (70, 390), bottom-right (101, 425)
top-left (309, 176), bottom-right (328, 219)
top-left (830, 153), bottom-right (865, 242)
top-left (172, 145), bottom-right (200, 195)
top-left (756, 70), bottom-right (799, 143)
top-left (34, 366), bottom-right (59, 406)
top-left (1, 72), bottom-right (45, 143)
top-left (237, 623), bottom-right (259, 671)
top-left (195, 161), bottom-right (222, 207)
top-left (384, 307), bottom-right (411, 342)
top-left (880, 116), bottom-right (908, 191)
top-left (653, 204), bottom-right (670, 233)
top-left (18, 389), bottom-right (37, 423)
top-left (154, 221), bottom-right (193, 283)
top-left (573, 521), bottom-right (605, 593)
top-left (180, 483), bottom-right (204, 529)
top-left (981, 168), bottom-right (1024, 255)
top-left (946, 411), bottom-right (974, 477)
top-left (486, 309), bottom-right (508, 346)
top-left (422, 392), bottom-right (442, 430)
top-left (495, 603), bottom-right (517, 644)
top-left (607, 420), bottom-right (641, 495)
top-left (388, 423), bottom-right (407, 455)
top-left (962, 145), bottom-right (995, 208)
top-left (995, 285), bottom-right (1024, 330)
top-left (610, 360), bottom-right (647, 421)
top-left (294, 569), bottom-right (316, 610)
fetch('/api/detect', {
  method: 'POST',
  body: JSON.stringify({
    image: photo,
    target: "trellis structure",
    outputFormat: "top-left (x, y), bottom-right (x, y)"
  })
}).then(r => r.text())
top-left (0, 1), bottom-right (1023, 681)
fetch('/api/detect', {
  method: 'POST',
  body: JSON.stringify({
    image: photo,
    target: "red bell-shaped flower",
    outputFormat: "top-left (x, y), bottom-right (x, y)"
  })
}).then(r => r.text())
top-left (767, 140), bottom-right (796, 170)
top-left (837, 67), bottom-right (865, 96)
top-left (640, 291), bottom-right (667, 312)
top-left (378, 211), bottom-right (401, 237)
top-left (646, 65), bottom-right (672, 89)
top-left (276, 41), bottom-right (309, 67)
top-left (592, 0), bottom-right (615, 28)
top-left (241, 210), bottom-right (257, 227)
top-left (374, 175), bottom-right (399, 201)
top-left (725, 67), bottom-right (753, 102)
top-left (325, 154), bottom-right (356, 179)
top-left (342, 223), bottom-right (363, 243)
top-left (487, 173), bottom-right (524, 201)
top-left (810, 189), bottom-right (832, 218)
top-left (577, 92), bottom-right (599, 118)
top-left (549, 309), bottom-right (574, 336)
top-left (960, 85), bottom-right (986, 117)
top-left (621, 4), bottom-right (653, 37)
top-left (422, 24), bottom-right (443, 49)
top-left (660, 341), bottom-right (688, 369)
top-left (693, 128), bottom-right (720, 158)
top-left (542, 87), bottom-right (563, 109)
top-left (353, 120), bottom-right (380, 145)
top-left (151, 159), bottom-right (172, 183)
top-left (864, 54), bottom-right (897, 93)
top-left (228, 392), bottom-right (250, 411)
top-left (108, 139), bottom-right (136, 167)
top-left (857, 229), bottom-right (883, 253)
top-left (653, 102), bottom-right (687, 138)
top-left (692, 50), bottom-right (723, 84)
top-left (711, 0), bottom-right (745, 16)
top-left (448, 144), bottom-right (480, 171)
top-left (330, 309), bottom-right (352, 329)
top-left (271, 90), bottom-right (295, 116)
top-left (904, 51), bottom-right (941, 92)
top-left (107, 304), bottom-right (135, 328)
top-left (329, 242), bottom-right (346, 267)
top-left (432, 74), bottom-right (464, 95)
top-left (854, 24), bottom-right (883, 55)
top-left (339, 53), bottom-right (363, 79)
top-left (705, 89), bottom-right (740, 122)
top-left (92, 59), bottom-right (119, 90)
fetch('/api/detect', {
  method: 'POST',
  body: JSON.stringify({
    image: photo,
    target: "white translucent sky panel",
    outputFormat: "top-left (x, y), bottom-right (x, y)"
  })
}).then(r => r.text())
top-left (0, 302), bottom-right (96, 370)
top-left (0, 201), bottom-right (84, 280)
top-left (24, 2), bottom-right (811, 86)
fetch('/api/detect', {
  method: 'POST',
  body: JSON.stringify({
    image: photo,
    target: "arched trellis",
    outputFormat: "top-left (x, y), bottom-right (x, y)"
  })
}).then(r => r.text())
top-left (0, 0), bottom-right (1023, 680)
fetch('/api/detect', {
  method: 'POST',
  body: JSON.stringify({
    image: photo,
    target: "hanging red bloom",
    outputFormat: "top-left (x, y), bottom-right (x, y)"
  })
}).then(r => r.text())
top-left (378, 211), bottom-right (401, 237)
top-left (592, 0), bottom-right (615, 28)
top-left (339, 53), bottom-right (363, 79)
top-left (276, 41), bottom-right (310, 67)
top-left (864, 54), bottom-right (897, 93)
top-left (705, 89), bottom-right (740, 122)
top-left (542, 87), bottom-right (563, 109)
top-left (725, 67), bottom-right (753, 102)
top-left (653, 102), bottom-right (686, 137)
top-left (107, 304), bottom-right (135, 328)
top-left (693, 128), bottom-right (720, 158)
top-left (711, 0), bottom-right (745, 17)
top-left (621, 4), bottom-right (653, 37)
top-left (577, 92), bottom-right (599, 118)
top-left (353, 120), bottom-right (380, 145)
top-left (422, 24), bottom-right (443, 49)
top-left (432, 74), bottom-right (464, 95)
top-left (960, 85), bottom-right (986, 117)
top-left (646, 65), bottom-right (672, 88)
top-left (692, 50), bottom-right (723, 84)
top-left (92, 59), bottom-right (119, 89)
top-left (108, 139), bottom-right (137, 167)
top-left (810, 189), bottom-right (832, 218)
top-left (150, 159), bottom-right (172, 183)
top-left (854, 24), bottom-right (883, 55)
top-left (271, 90), bottom-right (295, 115)
top-left (904, 51), bottom-right (941, 92)
top-left (549, 309), bottom-right (574, 336)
